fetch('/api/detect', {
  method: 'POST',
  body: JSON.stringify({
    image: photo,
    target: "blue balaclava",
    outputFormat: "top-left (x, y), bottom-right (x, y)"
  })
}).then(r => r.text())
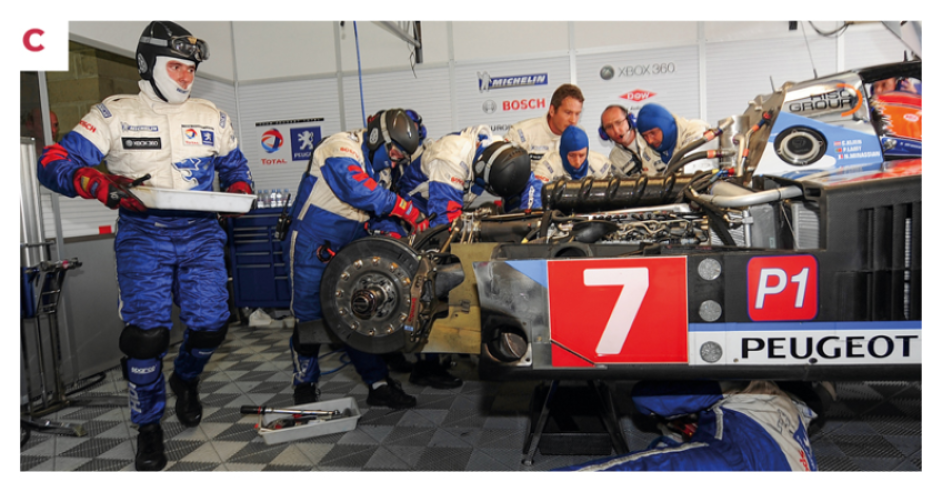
top-left (559, 126), bottom-right (589, 179)
top-left (637, 104), bottom-right (679, 163)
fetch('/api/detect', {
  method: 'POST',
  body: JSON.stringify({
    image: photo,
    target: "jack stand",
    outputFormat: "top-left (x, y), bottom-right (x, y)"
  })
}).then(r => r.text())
top-left (20, 258), bottom-right (121, 445)
top-left (522, 380), bottom-right (629, 466)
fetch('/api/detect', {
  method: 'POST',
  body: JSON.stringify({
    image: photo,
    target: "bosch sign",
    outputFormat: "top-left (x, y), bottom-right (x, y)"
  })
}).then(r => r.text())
top-left (503, 98), bottom-right (546, 111)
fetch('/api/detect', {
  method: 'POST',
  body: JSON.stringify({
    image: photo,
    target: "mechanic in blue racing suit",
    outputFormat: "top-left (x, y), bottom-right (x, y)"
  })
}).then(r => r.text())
top-left (36, 21), bottom-right (253, 472)
top-left (374, 125), bottom-right (539, 388)
top-left (557, 380), bottom-right (818, 472)
top-left (283, 109), bottom-right (424, 410)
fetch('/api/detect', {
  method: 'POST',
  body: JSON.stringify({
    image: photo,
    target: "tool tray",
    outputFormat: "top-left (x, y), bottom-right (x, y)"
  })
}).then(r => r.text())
top-left (256, 397), bottom-right (361, 445)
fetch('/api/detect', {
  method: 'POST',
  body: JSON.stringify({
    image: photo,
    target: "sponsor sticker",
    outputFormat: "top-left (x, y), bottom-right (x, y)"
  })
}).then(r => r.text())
top-left (748, 255), bottom-right (818, 321)
top-left (121, 137), bottom-right (161, 150)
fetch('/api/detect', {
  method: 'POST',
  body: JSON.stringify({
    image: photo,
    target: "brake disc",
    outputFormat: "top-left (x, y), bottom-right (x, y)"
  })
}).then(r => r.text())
top-left (320, 237), bottom-right (420, 354)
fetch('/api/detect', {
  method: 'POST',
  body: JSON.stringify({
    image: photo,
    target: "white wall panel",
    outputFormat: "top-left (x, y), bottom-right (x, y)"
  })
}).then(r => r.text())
top-left (704, 35), bottom-right (838, 124)
top-left (233, 22), bottom-right (337, 81)
top-left (577, 46), bottom-right (701, 157)
top-left (338, 22), bottom-right (450, 74)
top-left (843, 26), bottom-right (912, 70)
top-left (342, 66), bottom-right (454, 140)
top-left (453, 56), bottom-right (571, 137)
top-left (452, 22), bottom-right (569, 62)
top-left (237, 78), bottom-right (343, 194)
top-left (574, 22), bottom-right (698, 49)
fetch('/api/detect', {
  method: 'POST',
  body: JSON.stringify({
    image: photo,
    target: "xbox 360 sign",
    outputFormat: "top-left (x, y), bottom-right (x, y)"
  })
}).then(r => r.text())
top-left (600, 62), bottom-right (676, 80)
top-left (600, 65), bottom-right (615, 80)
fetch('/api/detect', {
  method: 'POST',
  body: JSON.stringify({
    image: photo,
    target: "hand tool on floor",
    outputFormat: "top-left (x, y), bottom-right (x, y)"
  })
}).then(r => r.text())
top-left (240, 406), bottom-right (353, 419)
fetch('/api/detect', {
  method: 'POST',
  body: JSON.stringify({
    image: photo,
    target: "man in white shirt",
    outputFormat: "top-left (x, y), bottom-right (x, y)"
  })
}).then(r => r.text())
top-left (505, 83), bottom-right (584, 167)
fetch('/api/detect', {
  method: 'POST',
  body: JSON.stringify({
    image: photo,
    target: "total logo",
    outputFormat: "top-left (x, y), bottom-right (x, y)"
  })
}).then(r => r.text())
top-left (261, 129), bottom-right (284, 153)
top-left (621, 90), bottom-right (656, 102)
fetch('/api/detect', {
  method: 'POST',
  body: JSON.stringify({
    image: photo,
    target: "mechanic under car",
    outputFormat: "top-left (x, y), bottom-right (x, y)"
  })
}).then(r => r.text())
top-left (22, 20), bottom-right (921, 473)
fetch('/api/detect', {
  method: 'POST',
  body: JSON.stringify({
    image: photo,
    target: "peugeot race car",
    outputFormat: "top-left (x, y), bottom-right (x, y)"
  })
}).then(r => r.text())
top-left (318, 61), bottom-right (921, 382)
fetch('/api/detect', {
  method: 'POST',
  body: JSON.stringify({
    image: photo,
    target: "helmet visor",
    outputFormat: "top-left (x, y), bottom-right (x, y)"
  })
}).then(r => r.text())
top-left (141, 35), bottom-right (209, 62)
top-left (169, 36), bottom-right (209, 61)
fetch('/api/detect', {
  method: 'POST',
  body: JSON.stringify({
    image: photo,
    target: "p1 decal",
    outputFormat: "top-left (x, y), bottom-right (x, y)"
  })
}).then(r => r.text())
top-left (548, 257), bottom-right (687, 366)
top-left (748, 255), bottom-right (818, 321)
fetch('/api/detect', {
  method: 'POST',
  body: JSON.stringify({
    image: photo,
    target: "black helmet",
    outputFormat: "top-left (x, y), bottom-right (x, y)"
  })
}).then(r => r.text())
top-left (366, 109), bottom-right (421, 158)
top-left (136, 21), bottom-right (208, 85)
top-left (473, 141), bottom-right (530, 198)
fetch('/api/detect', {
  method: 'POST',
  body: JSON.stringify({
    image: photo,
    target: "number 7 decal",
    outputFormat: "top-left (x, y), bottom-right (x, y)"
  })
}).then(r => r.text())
top-left (584, 268), bottom-right (649, 354)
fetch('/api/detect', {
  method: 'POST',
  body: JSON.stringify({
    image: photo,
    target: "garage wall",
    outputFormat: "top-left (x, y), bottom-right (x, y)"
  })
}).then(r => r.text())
top-left (52, 20), bottom-right (912, 239)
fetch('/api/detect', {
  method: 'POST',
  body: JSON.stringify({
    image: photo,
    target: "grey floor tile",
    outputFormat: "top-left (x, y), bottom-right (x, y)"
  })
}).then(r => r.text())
top-left (166, 461), bottom-right (220, 471)
top-left (73, 458), bottom-right (133, 471)
top-left (363, 446), bottom-right (412, 470)
top-left (318, 444), bottom-right (378, 468)
top-left (414, 446), bottom-right (472, 471)
top-left (21, 455), bottom-right (51, 471)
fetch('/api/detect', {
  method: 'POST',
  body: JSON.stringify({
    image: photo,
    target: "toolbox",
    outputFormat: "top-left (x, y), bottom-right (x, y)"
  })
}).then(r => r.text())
top-left (255, 397), bottom-right (361, 445)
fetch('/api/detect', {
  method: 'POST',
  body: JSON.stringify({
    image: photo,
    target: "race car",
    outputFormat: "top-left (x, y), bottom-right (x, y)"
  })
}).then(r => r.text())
top-left (317, 60), bottom-right (921, 382)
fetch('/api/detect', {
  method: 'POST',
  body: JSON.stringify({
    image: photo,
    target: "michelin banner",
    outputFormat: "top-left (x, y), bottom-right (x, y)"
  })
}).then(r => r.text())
top-left (254, 118), bottom-right (323, 166)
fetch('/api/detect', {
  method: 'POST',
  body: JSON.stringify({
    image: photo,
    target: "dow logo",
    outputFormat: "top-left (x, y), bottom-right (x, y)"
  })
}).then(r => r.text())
top-left (261, 129), bottom-right (284, 153)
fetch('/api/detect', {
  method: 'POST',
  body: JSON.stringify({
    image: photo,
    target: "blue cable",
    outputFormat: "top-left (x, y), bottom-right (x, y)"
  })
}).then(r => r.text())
top-left (319, 347), bottom-right (351, 375)
top-left (353, 21), bottom-right (366, 127)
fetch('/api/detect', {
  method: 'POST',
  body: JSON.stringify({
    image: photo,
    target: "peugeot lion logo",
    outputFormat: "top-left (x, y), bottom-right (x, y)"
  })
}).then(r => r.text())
top-left (600, 65), bottom-right (615, 81)
top-left (482, 100), bottom-right (497, 114)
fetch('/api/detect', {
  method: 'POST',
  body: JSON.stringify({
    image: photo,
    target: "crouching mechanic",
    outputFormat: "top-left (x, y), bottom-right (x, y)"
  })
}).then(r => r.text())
top-left (283, 108), bottom-right (424, 410)
top-left (636, 103), bottom-right (716, 175)
top-left (534, 126), bottom-right (613, 183)
top-left (372, 126), bottom-right (539, 388)
top-left (557, 380), bottom-right (818, 472)
top-left (36, 21), bottom-right (253, 471)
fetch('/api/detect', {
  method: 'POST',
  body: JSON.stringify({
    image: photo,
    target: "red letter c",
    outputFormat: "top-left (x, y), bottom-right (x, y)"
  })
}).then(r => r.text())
top-left (24, 29), bottom-right (44, 52)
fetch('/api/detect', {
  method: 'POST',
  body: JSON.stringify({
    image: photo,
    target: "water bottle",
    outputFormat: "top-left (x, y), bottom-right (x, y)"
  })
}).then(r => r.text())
top-left (260, 189), bottom-right (269, 208)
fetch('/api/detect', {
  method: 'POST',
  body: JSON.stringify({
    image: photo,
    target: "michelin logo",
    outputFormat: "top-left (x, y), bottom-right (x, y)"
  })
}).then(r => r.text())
top-left (478, 72), bottom-right (548, 93)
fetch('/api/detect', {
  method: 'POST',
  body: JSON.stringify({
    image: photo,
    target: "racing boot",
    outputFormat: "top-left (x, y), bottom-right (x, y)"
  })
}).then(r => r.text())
top-left (409, 359), bottom-right (463, 389)
top-left (382, 352), bottom-right (415, 374)
top-left (169, 372), bottom-right (202, 427)
top-left (135, 423), bottom-right (167, 471)
top-left (367, 378), bottom-right (417, 410)
top-left (293, 382), bottom-right (320, 405)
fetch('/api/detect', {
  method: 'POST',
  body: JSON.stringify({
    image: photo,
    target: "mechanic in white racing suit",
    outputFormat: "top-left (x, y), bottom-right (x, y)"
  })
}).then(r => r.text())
top-left (599, 104), bottom-right (663, 176)
top-left (557, 380), bottom-right (818, 472)
top-left (36, 21), bottom-right (253, 472)
top-left (505, 83), bottom-right (584, 167)
top-left (282, 109), bottom-right (423, 411)
top-left (636, 103), bottom-right (716, 175)
top-left (397, 124), bottom-right (542, 226)
top-left (533, 125), bottom-right (613, 183)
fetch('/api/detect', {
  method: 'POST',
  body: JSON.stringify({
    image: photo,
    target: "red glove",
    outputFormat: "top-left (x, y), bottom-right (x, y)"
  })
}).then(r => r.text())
top-left (389, 196), bottom-right (424, 231)
top-left (73, 167), bottom-right (146, 212)
top-left (221, 181), bottom-right (255, 219)
top-left (227, 181), bottom-right (253, 194)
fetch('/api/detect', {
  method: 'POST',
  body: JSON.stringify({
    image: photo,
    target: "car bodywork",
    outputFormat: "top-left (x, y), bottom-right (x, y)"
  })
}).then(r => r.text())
top-left (319, 61), bottom-right (921, 382)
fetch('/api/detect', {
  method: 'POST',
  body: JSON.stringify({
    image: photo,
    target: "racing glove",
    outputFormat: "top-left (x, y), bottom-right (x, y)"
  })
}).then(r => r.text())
top-left (221, 181), bottom-right (255, 219)
top-left (73, 167), bottom-right (146, 212)
top-left (389, 196), bottom-right (426, 232)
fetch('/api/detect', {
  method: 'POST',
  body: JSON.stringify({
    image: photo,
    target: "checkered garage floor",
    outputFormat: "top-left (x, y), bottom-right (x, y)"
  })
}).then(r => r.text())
top-left (21, 322), bottom-right (922, 472)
